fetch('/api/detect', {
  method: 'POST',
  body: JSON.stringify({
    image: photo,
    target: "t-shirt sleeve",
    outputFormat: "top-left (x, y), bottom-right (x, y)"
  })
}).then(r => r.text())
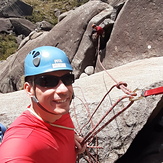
top-left (0, 138), bottom-right (36, 162)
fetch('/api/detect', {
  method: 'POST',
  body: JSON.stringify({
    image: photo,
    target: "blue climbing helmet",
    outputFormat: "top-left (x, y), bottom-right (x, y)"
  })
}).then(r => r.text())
top-left (24, 46), bottom-right (73, 77)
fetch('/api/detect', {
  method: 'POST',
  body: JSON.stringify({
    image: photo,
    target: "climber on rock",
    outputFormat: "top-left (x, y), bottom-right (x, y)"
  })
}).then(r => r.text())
top-left (90, 24), bottom-right (106, 52)
top-left (91, 24), bottom-right (104, 39)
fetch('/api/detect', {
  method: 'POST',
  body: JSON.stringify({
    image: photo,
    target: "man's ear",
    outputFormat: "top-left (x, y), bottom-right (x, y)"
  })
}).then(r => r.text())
top-left (24, 82), bottom-right (34, 97)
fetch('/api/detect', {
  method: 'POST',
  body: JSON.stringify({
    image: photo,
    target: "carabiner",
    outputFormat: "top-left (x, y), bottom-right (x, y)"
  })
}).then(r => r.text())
top-left (129, 88), bottom-right (144, 101)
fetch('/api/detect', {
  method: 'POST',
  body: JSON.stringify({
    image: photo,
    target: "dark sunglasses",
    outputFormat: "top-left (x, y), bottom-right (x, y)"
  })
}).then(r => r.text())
top-left (34, 73), bottom-right (74, 88)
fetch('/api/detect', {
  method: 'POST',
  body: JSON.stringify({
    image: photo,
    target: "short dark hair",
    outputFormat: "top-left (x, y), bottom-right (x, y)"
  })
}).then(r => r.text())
top-left (25, 76), bottom-right (33, 83)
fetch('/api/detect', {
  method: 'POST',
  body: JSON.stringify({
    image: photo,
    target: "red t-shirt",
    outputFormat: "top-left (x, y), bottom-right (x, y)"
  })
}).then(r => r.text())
top-left (95, 26), bottom-right (104, 35)
top-left (0, 110), bottom-right (76, 163)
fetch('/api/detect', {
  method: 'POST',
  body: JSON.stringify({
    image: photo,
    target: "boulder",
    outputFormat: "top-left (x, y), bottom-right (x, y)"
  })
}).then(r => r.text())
top-left (0, 0), bottom-right (33, 18)
top-left (35, 21), bottom-right (53, 31)
top-left (84, 66), bottom-right (94, 75)
top-left (0, 17), bottom-right (37, 40)
top-left (9, 18), bottom-right (37, 36)
top-left (0, 18), bottom-right (13, 33)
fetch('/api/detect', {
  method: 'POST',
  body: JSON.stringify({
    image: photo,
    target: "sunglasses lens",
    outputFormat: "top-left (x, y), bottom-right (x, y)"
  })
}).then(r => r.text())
top-left (61, 74), bottom-right (74, 86)
top-left (35, 76), bottom-right (59, 87)
top-left (34, 74), bottom-right (74, 88)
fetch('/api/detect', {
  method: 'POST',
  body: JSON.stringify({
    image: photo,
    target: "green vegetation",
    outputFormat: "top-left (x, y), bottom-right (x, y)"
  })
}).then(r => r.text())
top-left (0, 34), bottom-right (18, 60)
top-left (22, 0), bottom-right (88, 25)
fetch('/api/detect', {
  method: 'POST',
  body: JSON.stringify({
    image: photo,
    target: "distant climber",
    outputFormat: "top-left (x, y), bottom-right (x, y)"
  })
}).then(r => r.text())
top-left (91, 24), bottom-right (104, 38)
top-left (90, 24), bottom-right (106, 51)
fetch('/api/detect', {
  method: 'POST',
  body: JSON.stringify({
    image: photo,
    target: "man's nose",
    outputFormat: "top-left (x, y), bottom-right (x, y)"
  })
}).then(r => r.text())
top-left (55, 80), bottom-right (69, 93)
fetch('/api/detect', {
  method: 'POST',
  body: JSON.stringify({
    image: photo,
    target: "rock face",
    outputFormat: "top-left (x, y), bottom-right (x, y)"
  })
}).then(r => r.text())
top-left (0, 57), bottom-right (163, 162)
top-left (95, 0), bottom-right (163, 72)
top-left (0, 1), bottom-right (163, 162)
top-left (0, 0), bottom-right (113, 93)
top-left (72, 57), bottom-right (163, 162)
top-left (0, 0), bottom-right (162, 93)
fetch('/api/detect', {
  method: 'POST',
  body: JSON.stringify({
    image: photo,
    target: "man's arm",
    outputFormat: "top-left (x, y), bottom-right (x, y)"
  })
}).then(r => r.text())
top-left (0, 138), bottom-right (35, 163)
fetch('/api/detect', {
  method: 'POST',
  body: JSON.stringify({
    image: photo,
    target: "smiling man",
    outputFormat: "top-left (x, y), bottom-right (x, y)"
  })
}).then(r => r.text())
top-left (0, 46), bottom-right (85, 162)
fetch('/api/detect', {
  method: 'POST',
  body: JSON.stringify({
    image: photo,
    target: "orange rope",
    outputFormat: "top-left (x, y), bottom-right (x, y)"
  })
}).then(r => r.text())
top-left (97, 37), bottom-right (137, 96)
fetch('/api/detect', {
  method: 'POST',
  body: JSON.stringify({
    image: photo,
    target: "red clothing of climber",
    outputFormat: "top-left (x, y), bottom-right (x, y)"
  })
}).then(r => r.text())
top-left (0, 46), bottom-right (86, 163)
top-left (91, 24), bottom-right (106, 50)
top-left (0, 110), bottom-right (76, 163)
top-left (91, 24), bottom-right (104, 37)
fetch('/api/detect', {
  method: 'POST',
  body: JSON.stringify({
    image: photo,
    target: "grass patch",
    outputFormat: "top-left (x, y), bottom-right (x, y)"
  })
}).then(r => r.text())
top-left (22, 0), bottom-right (88, 25)
top-left (0, 34), bottom-right (18, 60)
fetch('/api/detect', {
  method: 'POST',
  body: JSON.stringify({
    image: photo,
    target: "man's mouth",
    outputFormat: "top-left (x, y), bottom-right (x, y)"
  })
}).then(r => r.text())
top-left (55, 99), bottom-right (68, 104)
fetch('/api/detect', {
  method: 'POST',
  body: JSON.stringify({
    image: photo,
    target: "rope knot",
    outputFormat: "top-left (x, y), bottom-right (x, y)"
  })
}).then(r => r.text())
top-left (116, 82), bottom-right (127, 89)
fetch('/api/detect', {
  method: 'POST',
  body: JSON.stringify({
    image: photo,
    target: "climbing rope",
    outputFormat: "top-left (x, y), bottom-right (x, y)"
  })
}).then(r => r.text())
top-left (75, 35), bottom-right (163, 162)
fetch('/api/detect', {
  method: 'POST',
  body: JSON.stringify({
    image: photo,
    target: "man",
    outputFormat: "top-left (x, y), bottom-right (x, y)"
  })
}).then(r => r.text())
top-left (0, 46), bottom-right (85, 162)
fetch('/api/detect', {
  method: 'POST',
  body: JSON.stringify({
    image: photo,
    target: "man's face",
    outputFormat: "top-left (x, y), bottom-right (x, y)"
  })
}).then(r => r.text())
top-left (33, 70), bottom-right (74, 115)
